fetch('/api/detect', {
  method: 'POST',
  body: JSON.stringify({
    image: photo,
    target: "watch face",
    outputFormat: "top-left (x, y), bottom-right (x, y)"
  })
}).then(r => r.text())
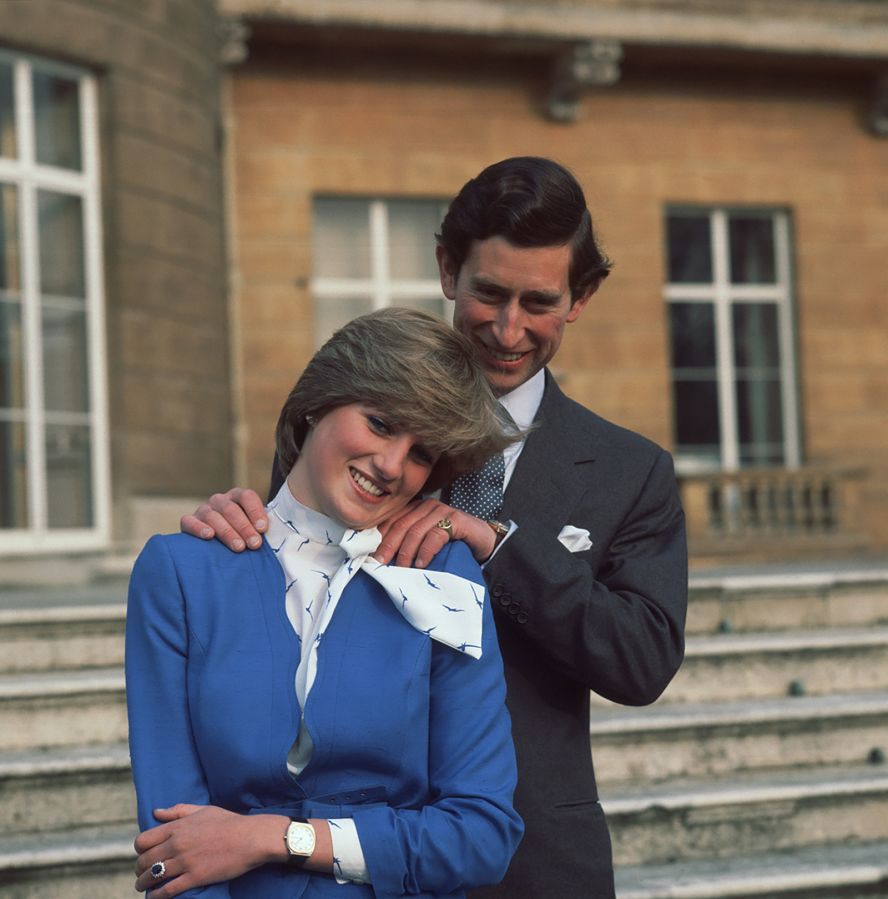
top-left (286, 821), bottom-right (316, 857)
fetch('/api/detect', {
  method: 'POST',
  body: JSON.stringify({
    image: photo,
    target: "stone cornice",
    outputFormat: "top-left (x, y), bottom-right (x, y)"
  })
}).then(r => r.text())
top-left (220, 0), bottom-right (888, 60)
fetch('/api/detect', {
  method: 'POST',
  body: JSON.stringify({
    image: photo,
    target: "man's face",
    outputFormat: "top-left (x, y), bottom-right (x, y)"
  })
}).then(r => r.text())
top-left (438, 236), bottom-right (592, 397)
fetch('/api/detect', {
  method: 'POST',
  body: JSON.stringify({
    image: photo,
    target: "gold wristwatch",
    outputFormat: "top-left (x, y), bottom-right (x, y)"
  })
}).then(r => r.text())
top-left (285, 818), bottom-right (316, 866)
top-left (486, 519), bottom-right (509, 552)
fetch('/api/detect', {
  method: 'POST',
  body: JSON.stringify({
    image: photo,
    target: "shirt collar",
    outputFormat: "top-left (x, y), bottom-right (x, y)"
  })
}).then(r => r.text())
top-left (498, 368), bottom-right (545, 430)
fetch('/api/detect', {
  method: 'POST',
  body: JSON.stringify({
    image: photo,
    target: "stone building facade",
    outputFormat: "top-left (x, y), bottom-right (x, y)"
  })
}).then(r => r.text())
top-left (1, 0), bottom-right (887, 573)
top-left (0, 0), bottom-right (230, 577)
top-left (219, 0), bottom-right (888, 564)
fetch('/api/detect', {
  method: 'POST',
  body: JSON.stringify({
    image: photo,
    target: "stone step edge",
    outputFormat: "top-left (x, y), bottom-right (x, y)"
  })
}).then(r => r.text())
top-left (0, 742), bottom-right (130, 779)
top-left (686, 626), bottom-right (888, 657)
top-left (0, 603), bottom-right (126, 627)
top-left (0, 826), bottom-right (134, 871)
top-left (689, 565), bottom-right (888, 592)
top-left (602, 765), bottom-right (888, 816)
top-left (0, 667), bottom-right (124, 699)
top-left (590, 690), bottom-right (888, 735)
top-left (614, 841), bottom-right (888, 898)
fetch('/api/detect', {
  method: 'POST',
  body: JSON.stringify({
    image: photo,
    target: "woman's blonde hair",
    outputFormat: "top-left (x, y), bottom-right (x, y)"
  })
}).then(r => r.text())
top-left (275, 308), bottom-right (518, 491)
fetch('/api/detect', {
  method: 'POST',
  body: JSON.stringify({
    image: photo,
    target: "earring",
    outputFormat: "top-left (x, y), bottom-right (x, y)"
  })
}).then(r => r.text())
top-left (305, 415), bottom-right (317, 427)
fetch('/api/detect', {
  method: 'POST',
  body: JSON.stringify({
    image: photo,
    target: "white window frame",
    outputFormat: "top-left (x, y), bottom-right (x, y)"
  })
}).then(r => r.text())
top-left (664, 206), bottom-right (800, 476)
top-left (311, 197), bottom-right (450, 347)
top-left (0, 50), bottom-right (110, 553)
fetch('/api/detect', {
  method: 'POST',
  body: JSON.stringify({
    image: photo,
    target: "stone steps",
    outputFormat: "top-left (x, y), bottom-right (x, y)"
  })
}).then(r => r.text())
top-left (591, 690), bottom-right (888, 785)
top-left (645, 626), bottom-right (888, 704)
top-left (686, 569), bottom-right (888, 636)
top-left (1, 565), bottom-right (887, 897)
top-left (614, 840), bottom-right (888, 899)
top-left (602, 764), bottom-right (888, 867)
top-left (0, 605), bottom-right (125, 675)
top-left (0, 667), bottom-right (126, 751)
top-left (0, 824), bottom-right (134, 898)
top-left (0, 743), bottom-right (133, 837)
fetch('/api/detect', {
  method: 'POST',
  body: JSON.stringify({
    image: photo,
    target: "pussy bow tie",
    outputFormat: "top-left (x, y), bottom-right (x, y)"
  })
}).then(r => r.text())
top-left (331, 527), bottom-right (486, 659)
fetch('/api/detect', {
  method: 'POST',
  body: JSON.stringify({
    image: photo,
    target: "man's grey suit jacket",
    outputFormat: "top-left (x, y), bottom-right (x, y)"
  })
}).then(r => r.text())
top-left (472, 370), bottom-right (688, 899)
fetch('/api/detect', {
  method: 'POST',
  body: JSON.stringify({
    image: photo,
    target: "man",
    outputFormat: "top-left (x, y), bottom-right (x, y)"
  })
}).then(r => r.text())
top-left (184, 157), bottom-right (688, 897)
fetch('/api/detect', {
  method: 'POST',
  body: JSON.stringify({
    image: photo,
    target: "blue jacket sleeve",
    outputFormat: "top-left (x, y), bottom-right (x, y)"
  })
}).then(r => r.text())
top-left (351, 542), bottom-right (524, 897)
top-left (125, 535), bottom-right (231, 898)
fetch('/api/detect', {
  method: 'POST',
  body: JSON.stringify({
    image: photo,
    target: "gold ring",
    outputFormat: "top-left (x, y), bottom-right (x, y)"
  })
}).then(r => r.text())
top-left (436, 518), bottom-right (453, 539)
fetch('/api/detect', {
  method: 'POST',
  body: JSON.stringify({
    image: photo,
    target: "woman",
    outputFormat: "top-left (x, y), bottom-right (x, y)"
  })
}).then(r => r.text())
top-left (125, 308), bottom-right (523, 898)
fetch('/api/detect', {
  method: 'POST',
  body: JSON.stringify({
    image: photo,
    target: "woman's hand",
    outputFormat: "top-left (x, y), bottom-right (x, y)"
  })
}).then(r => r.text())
top-left (133, 804), bottom-right (289, 897)
top-left (375, 499), bottom-right (497, 568)
top-left (179, 488), bottom-right (268, 552)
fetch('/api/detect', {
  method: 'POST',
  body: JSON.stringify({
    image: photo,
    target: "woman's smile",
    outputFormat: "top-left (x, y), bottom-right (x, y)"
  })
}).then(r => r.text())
top-left (287, 404), bottom-right (438, 530)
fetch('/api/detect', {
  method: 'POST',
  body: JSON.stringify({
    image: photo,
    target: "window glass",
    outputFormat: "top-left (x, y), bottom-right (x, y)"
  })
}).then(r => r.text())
top-left (0, 420), bottom-right (28, 528)
top-left (0, 301), bottom-right (25, 410)
top-left (33, 70), bottom-right (82, 170)
top-left (42, 304), bottom-right (89, 412)
top-left (313, 198), bottom-right (371, 279)
top-left (313, 294), bottom-right (373, 348)
top-left (668, 302), bottom-right (716, 369)
top-left (45, 423), bottom-right (92, 528)
top-left (729, 215), bottom-right (776, 284)
top-left (736, 378), bottom-right (784, 466)
top-left (0, 183), bottom-right (20, 294)
top-left (38, 190), bottom-right (85, 298)
top-left (387, 200), bottom-right (442, 280)
top-left (665, 206), bottom-right (795, 472)
top-left (0, 55), bottom-right (103, 549)
top-left (672, 379), bottom-right (721, 458)
top-left (666, 214), bottom-right (712, 283)
top-left (0, 62), bottom-right (15, 159)
top-left (733, 303), bottom-right (780, 370)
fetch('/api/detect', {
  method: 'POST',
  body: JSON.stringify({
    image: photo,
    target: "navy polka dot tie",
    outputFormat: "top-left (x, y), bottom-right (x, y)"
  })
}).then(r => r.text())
top-left (446, 452), bottom-right (505, 521)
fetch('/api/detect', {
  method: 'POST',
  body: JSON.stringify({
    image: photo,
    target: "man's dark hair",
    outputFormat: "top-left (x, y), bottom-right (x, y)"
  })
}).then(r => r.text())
top-left (437, 156), bottom-right (612, 302)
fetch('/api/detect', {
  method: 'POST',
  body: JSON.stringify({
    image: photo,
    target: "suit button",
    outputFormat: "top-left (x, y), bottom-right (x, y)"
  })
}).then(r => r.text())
top-left (492, 585), bottom-right (504, 597)
top-left (516, 612), bottom-right (528, 624)
top-left (508, 602), bottom-right (520, 615)
top-left (498, 595), bottom-right (510, 608)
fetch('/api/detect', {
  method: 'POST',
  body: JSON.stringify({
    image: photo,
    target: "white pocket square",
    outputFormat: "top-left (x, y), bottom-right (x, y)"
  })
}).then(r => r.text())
top-left (557, 525), bottom-right (593, 553)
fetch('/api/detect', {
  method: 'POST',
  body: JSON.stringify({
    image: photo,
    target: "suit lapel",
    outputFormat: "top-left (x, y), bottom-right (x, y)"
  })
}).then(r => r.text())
top-left (501, 371), bottom-right (597, 532)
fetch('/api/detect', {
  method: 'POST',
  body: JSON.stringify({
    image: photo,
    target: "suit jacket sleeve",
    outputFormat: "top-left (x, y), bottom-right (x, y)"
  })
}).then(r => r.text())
top-left (488, 436), bottom-right (687, 707)
top-left (125, 536), bottom-right (232, 898)
top-left (352, 542), bottom-right (524, 897)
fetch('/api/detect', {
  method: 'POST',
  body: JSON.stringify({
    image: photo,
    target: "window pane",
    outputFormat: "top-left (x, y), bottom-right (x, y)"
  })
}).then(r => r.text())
top-left (0, 301), bottom-right (25, 409)
top-left (729, 215), bottom-right (776, 284)
top-left (313, 294), bottom-right (373, 348)
top-left (0, 420), bottom-right (28, 528)
top-left (38, 190), bottom-right (85, 298)
top-left (668, 302), bottom-right (716, 368)
top-left (387, 200), bottom-right (442, 280)
top-left (0, 62), bottom-right (14, 159)
top-left (33, 70), bottom-right (82, 170)
top-left (736, 377), bottom-right (784, 466)
top-left (42, 304), bottom-right (89, 412)
top-left (45, 423), bottom-right (92, 528)
top-left (673, 379), bottom-right (720, 452)
top-left (0, 183), bottom-right (21, 293)
top-left (393, 296), bottom-right (447, 319)
top-left (666, 214), bottom-right (712, 283)
top-left (733, 303), bottom-right (780, 369)
top-left (313, 198), bottom-right (371, 279)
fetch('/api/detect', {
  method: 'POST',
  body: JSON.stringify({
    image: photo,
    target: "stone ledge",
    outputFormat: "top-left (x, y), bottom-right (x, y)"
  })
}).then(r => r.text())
top-left (221, 0), bottom-right (888, 59)
top-left (615, 840), bottom-right (888, 898)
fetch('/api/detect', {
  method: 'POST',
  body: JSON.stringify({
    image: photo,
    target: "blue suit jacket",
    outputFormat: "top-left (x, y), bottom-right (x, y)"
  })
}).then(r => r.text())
top-left (125, 534), bottom-right (522, 898)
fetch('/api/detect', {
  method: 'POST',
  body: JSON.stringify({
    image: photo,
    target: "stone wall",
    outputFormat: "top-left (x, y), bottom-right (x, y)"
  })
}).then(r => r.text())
top-left (227, 38), bottom-right (888, 550)
top-left (0, 0), bottom-right (231, 548)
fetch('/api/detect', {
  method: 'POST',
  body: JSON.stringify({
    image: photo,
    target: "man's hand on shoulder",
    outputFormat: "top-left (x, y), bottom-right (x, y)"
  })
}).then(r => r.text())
top-left (376, 498), bottom-right (495, 569)
top-left (180, 487), bottom-right (268, 552)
